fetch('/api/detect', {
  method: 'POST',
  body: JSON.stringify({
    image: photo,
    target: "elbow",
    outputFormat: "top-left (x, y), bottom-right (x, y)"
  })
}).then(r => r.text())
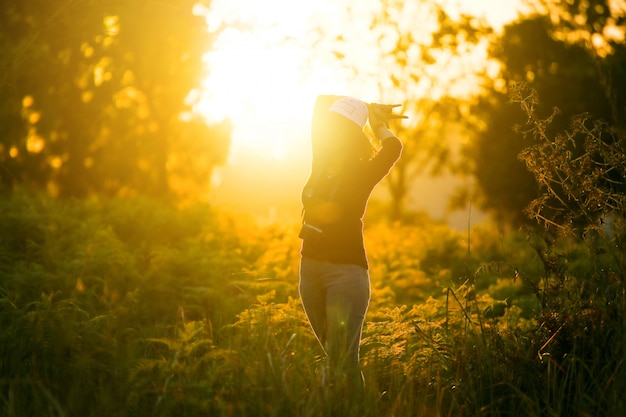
top-left (382, 136), bottom-right (403, 154)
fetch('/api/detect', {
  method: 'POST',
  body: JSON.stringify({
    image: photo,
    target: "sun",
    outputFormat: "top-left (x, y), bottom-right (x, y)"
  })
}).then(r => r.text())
top-left (191, 0), bottom-right (351, 162)
top-left (195, 33), bottom-right (315, 159)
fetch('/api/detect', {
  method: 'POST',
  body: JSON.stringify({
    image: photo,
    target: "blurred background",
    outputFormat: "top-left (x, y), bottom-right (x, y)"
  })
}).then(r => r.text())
top-left (2, 3), bottom-right (626, 415)
top-left (2, 0), bottom-right (624, 229)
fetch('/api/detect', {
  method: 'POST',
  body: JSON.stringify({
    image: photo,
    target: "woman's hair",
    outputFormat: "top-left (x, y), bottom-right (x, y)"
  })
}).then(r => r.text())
top-left (310, 111), bottom-right (374, 172)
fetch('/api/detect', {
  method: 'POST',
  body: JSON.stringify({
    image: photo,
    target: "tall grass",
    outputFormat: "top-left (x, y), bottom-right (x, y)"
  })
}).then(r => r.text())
top-left (0, 185), bottom-right (624, 416)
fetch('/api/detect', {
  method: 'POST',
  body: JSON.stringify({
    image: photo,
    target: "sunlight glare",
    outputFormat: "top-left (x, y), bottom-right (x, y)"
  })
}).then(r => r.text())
top-left (193, 0), bottom-right (525, 162)
top-left (193, 0), bottom-right (347, 161)
top-left (446, 0), bottom-right (525, 30)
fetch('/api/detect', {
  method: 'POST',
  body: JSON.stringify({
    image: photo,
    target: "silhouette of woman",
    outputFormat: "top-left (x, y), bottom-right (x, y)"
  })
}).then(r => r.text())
top-left (298, 94), bottom-right (405, 391)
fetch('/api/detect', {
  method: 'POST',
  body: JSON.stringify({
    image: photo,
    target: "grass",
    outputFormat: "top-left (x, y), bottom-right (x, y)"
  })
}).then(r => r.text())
top-left (0, 190), bottom-right (624, 416)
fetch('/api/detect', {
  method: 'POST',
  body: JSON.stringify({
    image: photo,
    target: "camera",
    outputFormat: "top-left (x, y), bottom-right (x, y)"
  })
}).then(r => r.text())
top-left (298, 223), bottom-right (324, 242)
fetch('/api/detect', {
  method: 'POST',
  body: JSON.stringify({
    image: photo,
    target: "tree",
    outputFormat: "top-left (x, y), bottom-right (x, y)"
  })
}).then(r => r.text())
top-left (0, 0), bottom-right (230, 199)
top-left (309, 0), bottom-right (493, 221)
top-left (461, 16), bottom-right (614, 225)
top-left (535, 0), bottom-right (626, 127)
top-left (511, 83), bottom-right (626, 232)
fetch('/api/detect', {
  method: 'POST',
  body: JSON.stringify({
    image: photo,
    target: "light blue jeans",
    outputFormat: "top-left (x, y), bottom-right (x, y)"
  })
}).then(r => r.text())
top-left (299, 257), bottom-right (371, 387)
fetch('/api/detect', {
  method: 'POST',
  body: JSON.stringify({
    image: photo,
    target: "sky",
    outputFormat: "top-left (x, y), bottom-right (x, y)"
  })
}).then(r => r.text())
top-left (191, 0), bottom-right (526, 227)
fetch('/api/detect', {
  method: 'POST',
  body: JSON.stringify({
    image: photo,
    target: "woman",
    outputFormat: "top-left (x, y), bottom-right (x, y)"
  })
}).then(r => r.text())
top-left (298, 94), bottom-right (404, 391)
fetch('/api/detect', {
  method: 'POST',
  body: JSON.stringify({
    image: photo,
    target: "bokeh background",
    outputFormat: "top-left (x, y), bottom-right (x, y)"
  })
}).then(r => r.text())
top-left (1, 1), bottom-right (625, 416)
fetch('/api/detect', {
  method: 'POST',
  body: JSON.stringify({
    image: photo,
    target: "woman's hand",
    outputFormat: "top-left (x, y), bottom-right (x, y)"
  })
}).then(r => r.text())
top-left (368, 103), bottom-right (407, 140)
top-left (368, 103), bottom-right (407, 128)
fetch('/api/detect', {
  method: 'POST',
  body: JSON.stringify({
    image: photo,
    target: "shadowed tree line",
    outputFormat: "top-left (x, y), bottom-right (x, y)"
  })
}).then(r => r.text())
top-left (1, 0), bottom-right (624, 229)
top-left (309, 0), bottom-right (625, 228)
top-left (459, 0), bottom-right (626, 227)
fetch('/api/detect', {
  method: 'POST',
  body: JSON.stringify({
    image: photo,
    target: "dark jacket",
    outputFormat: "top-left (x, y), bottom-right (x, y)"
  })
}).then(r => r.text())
top-left (300, 95), bottom-right (402, 269)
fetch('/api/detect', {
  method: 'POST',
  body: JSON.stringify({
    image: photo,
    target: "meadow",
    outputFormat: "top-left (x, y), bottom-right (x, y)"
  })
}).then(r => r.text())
top-left (1, 188), bottom-right (624, 417)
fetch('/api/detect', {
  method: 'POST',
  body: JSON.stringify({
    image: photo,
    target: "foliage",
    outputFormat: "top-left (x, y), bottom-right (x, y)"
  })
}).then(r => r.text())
top-left (510, 82), bottom-right (626, 416)
top-left (530, 126), bottom-right (624, 228)
top-left (1, 187), bottom-right (624, 416)
top-left (511, 83), bottom-right (626, 231)
top-left (533, 0), bottom-right (626, 125)
top-left (0, 0), bottom-right (230, 199)
top-left (460, 16), bottom-right (614, 225)
top-left (0, 190), bottom-right (262, 416)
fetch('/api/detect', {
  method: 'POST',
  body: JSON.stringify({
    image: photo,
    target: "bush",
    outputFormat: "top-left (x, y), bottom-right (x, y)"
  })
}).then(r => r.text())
top-left (1, 184), bottom-right (624, 416)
